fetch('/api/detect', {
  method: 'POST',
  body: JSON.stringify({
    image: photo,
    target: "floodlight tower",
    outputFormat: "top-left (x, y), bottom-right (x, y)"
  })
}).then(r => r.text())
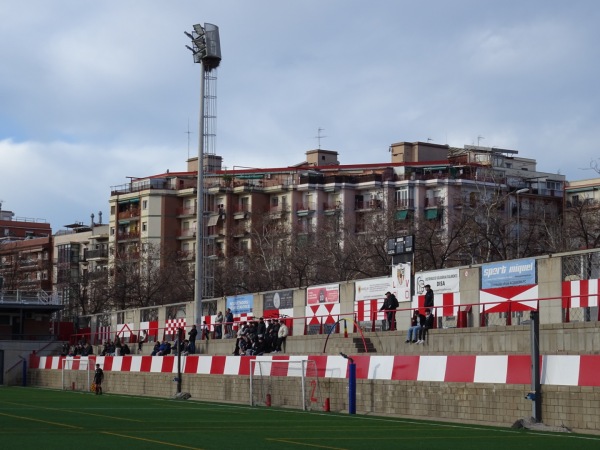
top-left (185, 23), bottom-right (221, 325)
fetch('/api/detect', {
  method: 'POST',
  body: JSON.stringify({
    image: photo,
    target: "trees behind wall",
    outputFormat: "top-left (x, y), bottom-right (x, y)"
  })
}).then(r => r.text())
top-left (60, 190), bottom-right (600, 315)
top-left (60, 244), bottom-right (194, 320)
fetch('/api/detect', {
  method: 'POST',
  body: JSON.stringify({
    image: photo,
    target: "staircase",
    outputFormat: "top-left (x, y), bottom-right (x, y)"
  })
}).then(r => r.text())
top-left (353, 337), bottom-right (376, 353)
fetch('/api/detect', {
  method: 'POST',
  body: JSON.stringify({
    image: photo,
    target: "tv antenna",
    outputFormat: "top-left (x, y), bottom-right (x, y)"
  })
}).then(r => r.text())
top-left (315, 127), bottom-right (327, 149)
top-left (185, 118), bottom-right (194, 159)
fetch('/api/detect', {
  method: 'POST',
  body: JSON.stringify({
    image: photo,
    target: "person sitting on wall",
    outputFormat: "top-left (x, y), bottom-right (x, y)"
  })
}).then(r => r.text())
top-left (406, 310), bottom-right (424, 343)
top-left (151, 341), bottom-right (161, 356)
top-left (417, 309), bottom-right (435, 344)
top-left (121, 342), bottom-right (131, 355)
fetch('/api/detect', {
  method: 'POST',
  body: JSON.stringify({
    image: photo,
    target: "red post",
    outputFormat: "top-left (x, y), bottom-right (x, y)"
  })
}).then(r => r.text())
top-left (324, 398), bottom-right (330, 412)
top-left (266, 394), bottom-right (272, 407)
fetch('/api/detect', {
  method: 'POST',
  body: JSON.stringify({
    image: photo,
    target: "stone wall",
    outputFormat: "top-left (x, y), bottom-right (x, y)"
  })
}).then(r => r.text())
top-left (28, 368), bottom-right (600, 434)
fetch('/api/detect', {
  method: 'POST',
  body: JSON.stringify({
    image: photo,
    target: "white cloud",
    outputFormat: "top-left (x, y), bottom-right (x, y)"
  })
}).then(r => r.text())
top-left (2, 0), bottom-right (600, 227)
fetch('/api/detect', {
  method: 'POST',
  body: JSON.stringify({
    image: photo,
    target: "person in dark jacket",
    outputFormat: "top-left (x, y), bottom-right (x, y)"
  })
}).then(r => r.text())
top-left (424, 284), bottom-right (434, 309)
top-left (379, 291), bottom-right (399, 331)
top-left (417, 309), bottom-right (434, 344)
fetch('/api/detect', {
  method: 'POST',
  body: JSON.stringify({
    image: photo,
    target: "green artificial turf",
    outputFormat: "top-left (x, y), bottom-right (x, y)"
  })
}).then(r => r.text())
top-left (0, 386), bottom-right (598, 450)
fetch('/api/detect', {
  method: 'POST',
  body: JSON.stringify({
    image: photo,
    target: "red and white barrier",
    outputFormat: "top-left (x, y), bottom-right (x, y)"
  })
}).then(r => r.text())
top-left (31, 354), bottom-right (600, 387)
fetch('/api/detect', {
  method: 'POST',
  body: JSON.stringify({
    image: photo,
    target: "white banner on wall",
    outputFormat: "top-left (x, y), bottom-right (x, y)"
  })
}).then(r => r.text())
top-left (355, 276), bottom-right (391, 302)
top-left (415, 268), bottom-right (460, 296)
top-left (391, 263), bottom-right (411, 303)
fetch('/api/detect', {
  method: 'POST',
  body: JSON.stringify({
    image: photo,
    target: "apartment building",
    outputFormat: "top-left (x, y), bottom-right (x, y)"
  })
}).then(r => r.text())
top-left (0, 210), bottom-right (53, 292)
top-left (53, 221), bottom-right (109, 318)
top-left (105, 141), bottom-right (565, 273)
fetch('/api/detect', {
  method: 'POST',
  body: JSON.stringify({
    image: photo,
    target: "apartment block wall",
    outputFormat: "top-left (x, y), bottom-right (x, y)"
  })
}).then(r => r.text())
top-left (28, 369), bottom-right (600, 434)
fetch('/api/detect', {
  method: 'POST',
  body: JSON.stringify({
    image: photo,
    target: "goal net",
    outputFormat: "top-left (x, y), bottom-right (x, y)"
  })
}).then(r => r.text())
top-left (61, 357), bottom-right (93, 392)
top-left (250, 359), bottom-right (323, 411)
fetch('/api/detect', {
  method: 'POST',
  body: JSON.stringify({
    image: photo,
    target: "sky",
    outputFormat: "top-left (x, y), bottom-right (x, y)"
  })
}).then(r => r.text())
top-left (1, 0), bottom-right (600, 230)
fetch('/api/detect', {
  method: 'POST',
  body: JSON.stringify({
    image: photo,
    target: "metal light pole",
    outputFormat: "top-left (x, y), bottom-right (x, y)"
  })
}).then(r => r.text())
top-left (185, 24), bottom-right (221, 325)
top-left (515, 188), bottom-right (529, 258)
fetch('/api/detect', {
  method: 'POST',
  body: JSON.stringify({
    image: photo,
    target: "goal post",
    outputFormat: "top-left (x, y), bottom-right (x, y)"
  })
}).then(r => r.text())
top-left (250, 359), bottom-right (323, 411)
top-left (61, 357), bottom-right (93, 392)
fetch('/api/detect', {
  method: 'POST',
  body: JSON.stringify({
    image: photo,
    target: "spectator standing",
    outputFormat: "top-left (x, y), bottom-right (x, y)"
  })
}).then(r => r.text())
top-left (215, 311), bottom-right (224, 339)
top-left (275, 320), bottom-right (289, 353)
top-left (225, 309), bottom-right (234, 338)
top-left (93, 364), bottom-right (104, 395)
top-left (188, 324), bottom-right (198, 354)
top-left (405, 310), bottom-right (423, 343)
top-left (424, 284), bottom-right (434, 309)
top-left (379, 291), bottom-right (399, 331)
top-left (257, 317), bottom-right (266, 337)
top-left (201, 321), bottom-right (210, 341)
top-left (138, 330), bottom-right (148, 353)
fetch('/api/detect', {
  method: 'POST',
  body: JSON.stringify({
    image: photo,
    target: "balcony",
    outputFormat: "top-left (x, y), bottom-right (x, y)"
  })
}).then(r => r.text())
top-left (355, 199), bottom-right (383, 211)
top-left (86, 249), bottom-right (108, 260)
top-left (323, 202), bottom-right (341, 215)
top-left (176, 206), bottom-right (197, 217)
top-left (233, 205), bottom-right (250, 220)
top-left (116, 230), bottom-right (140, 240)
top-left (177, 251), bottom-right (195, 261)
top-left (232, 225), bottom-right (250, 238)
top-left (395, 199), bottom-right (415, 209)
top-left (117, 208), bottom-right (140, 220)
top-left (424, 197), bottom-right (444, 208)
top-left (176, 229), bottom-right (196, 239)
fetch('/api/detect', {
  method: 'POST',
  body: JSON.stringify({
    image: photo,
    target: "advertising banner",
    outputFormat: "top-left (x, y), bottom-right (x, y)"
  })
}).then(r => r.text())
top-left (355, 276), bottom-right (391, 302)
top-left (263, 290), bottom-right (294, 310)
top-left (226, 294), bottom-right (254, 314)
top-left (414, 268), bottom-right (460, 315)
top-left (481, 259), bottom-right (536, 289)
top-left (415, 268), bottom-right (460, 296)
top-left (307, 284), bottom-right (339, 305)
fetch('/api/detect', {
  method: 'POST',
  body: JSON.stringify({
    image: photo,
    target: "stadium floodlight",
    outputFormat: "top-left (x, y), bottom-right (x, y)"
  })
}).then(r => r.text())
top-left (193, 24), bottom-right (205, 37)
top-left (185, 22), bottom-right (222, 328)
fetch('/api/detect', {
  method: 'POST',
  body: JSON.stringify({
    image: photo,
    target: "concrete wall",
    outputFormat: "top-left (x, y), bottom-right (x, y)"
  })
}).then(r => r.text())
top-left (189, 321), bottom-right (600, 356)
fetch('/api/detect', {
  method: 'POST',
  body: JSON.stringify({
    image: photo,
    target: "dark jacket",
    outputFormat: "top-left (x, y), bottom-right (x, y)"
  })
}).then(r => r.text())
top-left (424, 288), bottom-right (434, 308)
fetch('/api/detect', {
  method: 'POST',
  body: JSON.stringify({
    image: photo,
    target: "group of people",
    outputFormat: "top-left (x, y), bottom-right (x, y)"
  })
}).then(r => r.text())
top-left (378, 284), bottom-right (436, 344)
top-left (62, 340), bottom-right (94, 357)
top-left (233, 317), bottom-right (289, 356)
top-left (100, 337), bottom-right (131, 356)
top-left (405, 308), bottom-right (435, 344)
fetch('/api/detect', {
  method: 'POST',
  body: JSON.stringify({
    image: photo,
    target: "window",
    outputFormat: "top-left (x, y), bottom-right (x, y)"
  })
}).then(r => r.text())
top-left (142, 222), bottom-right (147, 232)
top-left (110, 227), bottom-right (115, 236)
top-left (547, 180), bottom-right (561, 191)
top-left (241, 197), bottom-right (250, 212)
top-left (142, 200), bottom-right (148, 210)
top-left (396, 188), bottom-right (410, 208)
top-left (110, 205), bottom-right (115, 215)
top-left (271, 196), bottom-right (279, 207)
